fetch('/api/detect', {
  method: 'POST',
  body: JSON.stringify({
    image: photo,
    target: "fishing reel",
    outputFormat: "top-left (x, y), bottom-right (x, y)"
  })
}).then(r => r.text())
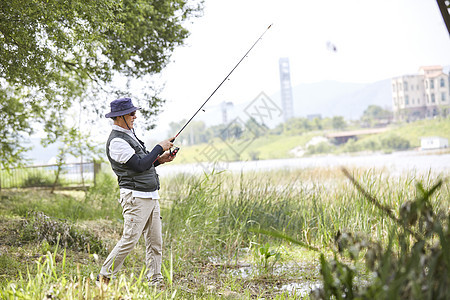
top-left (169, 146), bottom-right (180, 157)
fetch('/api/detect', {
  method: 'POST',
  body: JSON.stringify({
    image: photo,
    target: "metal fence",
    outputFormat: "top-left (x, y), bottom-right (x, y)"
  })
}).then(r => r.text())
top-left (0, 162), bottom-right (101, 190)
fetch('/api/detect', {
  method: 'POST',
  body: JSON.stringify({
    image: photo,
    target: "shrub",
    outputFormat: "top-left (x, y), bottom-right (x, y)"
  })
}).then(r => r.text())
top-left (381, 134), bottom-right (410, 150)
top-left (21, 211), bottom-right (106, 255)
top-left (310, 171), bottom-right (449, 300)
top-left (341, 138), bottom-right (362, 153)
top-left (22, 174), bottom-right (55, 188)
top-left (307, 142), bottom-right (335, 155)
top-left (358, 139), bottom-right (381, 151)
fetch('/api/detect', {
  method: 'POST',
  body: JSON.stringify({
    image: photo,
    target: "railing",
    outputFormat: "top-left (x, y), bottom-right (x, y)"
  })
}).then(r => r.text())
top-left (0, 162), bottom-right (101, 190)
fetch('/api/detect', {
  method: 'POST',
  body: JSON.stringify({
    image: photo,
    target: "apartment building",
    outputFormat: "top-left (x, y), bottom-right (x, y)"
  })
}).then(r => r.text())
top-left (392, 66), bottom-right (449, 122)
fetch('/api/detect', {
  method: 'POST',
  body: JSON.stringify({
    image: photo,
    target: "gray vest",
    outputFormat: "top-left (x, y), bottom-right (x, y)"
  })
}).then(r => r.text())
top-left (106, 130), bottom-right (160, 192)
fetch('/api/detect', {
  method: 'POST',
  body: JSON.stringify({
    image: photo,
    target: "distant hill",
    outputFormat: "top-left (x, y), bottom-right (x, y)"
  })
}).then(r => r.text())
top-left (271, 79), bottom-right (392, 120)
top-left (23, 79), bottom-right (393, 164)
top-left (195, 79), bottom-right (393, 128)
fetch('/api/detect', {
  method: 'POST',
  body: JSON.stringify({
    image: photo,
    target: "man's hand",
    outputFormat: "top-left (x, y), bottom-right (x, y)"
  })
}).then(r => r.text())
top-left (157, 151), bottom-right (175, 164)
top-left (158, 138), bottom-right (174, 151)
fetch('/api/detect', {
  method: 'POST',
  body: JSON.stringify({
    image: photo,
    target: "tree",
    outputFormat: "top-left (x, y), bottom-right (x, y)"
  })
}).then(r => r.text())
top-left (331, 116), bottom-right (346, 130)
top-left (0, 0), bottom-right (202, 168)
top-left (361, 105), bottom-right (392, 127)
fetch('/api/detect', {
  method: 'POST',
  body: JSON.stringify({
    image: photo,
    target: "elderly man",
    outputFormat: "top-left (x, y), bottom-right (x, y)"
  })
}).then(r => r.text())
top-left (98, 97), bottom-right (176, 288)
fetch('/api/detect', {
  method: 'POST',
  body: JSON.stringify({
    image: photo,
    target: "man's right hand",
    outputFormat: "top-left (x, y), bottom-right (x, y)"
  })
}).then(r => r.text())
top-left (158, 138), bottom-right (174, 151)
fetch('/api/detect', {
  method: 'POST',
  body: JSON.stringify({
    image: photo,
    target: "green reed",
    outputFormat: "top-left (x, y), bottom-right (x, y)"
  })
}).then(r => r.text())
top-left (161, 167), bottom-right (448, 262)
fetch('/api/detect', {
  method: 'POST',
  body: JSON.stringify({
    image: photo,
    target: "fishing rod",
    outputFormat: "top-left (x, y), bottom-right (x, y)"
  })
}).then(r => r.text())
top-left (170, 24), bottom-right (273, 144)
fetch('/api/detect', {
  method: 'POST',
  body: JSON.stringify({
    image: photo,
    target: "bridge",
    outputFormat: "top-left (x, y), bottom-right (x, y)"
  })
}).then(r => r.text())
top-left (325, 128), bottom-right (389, 144)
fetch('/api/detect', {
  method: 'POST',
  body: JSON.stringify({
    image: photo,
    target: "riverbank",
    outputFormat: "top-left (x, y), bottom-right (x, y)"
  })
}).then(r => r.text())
top-left (157, 149), bottom-right (450, 177)
top-left (1, 164), bottom-right (448, 298)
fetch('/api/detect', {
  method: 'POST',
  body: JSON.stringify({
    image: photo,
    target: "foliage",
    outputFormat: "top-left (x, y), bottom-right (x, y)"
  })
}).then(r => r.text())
top-left (306, 141), bottom-right (336, 155)
top-left (332, 116), bottom-right (347, 130)
top-left (253, 242), bottom-right (281, 275)
top-left (22, 173), bottom-right (56, 188)
top-left (0, 251), bottom-right (161, 299)
top-left (310, 170), bottom-right (449, 300)
top-left (173, 117), bottom-right (450, 163)
top-left (0, 171), bottom-right (121, 221)
top-left (21, 211), bottom-right (106, 255)
top-left (248, 150), bottom-right (260, 160)
top-left (0, 0), bottom-right (203, 168)
top-left (381, 134), bottom-right (410, 150)
top-left (0, 167), bottom-right (61, 189)
top-left (163, 168), bottom-right (449, 266)
top-left (0, 167), bottom-right (448, 298)
top-left (360, 105), bottom-right (392, 128)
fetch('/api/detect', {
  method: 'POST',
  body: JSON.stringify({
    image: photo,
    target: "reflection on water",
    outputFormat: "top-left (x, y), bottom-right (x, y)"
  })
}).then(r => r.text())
top-left (279, 281), bottom-right (322, 297)
top-left (158, 151), bottom-right (450, 177)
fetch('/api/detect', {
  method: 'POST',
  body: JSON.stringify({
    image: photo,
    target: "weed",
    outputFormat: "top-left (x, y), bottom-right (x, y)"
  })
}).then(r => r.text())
top-left (310, 169), bottom-right (449, 299)
top-left (253, 242), bottom-right (281, 275)
top-left (21, 211), bottom-right (106, 255)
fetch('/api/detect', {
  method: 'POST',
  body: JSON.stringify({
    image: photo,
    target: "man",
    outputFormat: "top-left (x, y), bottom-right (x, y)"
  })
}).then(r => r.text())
top-left (98, 97), bottom-right (176, 288)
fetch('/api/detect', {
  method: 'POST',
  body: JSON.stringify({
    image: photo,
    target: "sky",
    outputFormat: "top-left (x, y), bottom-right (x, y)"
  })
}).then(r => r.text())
top-left (132, 0), bottom-right (449, 141)
top-left (28, 0), bottom-right (450, 163)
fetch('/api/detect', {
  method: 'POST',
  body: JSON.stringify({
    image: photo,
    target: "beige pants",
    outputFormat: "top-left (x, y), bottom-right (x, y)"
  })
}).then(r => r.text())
top-left (100, 192), bottom-right (163, 282)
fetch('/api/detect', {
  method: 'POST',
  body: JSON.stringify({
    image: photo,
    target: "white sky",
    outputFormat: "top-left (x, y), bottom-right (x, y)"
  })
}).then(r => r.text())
top-left (88, 0), bottom-right (450, 144)
top-left (142, 0), bottom-right (450, 140)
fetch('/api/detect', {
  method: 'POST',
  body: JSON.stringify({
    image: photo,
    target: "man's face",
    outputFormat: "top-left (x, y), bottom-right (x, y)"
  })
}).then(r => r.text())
top-left (122, 111), bottom-right (137, 129)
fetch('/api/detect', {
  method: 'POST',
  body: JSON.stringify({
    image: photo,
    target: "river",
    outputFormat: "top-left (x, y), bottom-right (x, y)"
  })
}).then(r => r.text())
top-left (157, 150), bottom-right (450, 177)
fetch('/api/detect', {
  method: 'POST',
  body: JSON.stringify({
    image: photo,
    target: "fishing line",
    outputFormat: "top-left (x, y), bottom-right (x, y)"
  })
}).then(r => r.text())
top-left (171, 24), bottom-right (273, 142)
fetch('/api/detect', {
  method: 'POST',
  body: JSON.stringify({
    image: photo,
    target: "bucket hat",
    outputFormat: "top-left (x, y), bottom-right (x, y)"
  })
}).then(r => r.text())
top-left (105, 98), bottom-right (141, 118)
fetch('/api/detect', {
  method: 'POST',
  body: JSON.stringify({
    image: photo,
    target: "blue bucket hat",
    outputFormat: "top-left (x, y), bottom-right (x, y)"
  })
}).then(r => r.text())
top-left (105, 98), bottom-right (141, 118)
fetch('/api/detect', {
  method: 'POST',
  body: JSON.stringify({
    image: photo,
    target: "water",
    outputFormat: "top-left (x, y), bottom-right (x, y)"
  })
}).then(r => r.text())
top-left (157, 151), bottom-right (450, 177)
top-left (279, 281), bottom-right (322, 297)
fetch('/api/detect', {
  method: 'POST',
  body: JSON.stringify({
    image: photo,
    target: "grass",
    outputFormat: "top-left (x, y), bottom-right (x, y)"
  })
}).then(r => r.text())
top-left (0, 167), bottom-right (448, 298)
top-left (171, 117), bottom-right (450, 163)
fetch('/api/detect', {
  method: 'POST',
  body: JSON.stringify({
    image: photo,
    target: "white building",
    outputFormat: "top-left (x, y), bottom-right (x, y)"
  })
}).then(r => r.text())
top-left (420, 136), bottom-right (449, 150)
top-left (392, 66), bottom-right (450, 122)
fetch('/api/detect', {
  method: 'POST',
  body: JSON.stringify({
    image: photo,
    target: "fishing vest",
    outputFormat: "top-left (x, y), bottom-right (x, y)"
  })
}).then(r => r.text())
top-left (106, 130), bottom-right (160, 192)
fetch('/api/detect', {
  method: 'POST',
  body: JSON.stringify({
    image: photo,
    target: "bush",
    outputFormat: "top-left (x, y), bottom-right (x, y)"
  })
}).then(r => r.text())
top-left (22, 174), bottom-right (55, 188)
top-left (21, 211), bottom-right (107, 255)
top-left (341, 139), bottom-right (362, 153)
top-left (307, 142), bottom-right (335, 155)
top-left (310, 172), bottom-right (449, 299)
top-left (381, 134), bottom-right (410, 150)
top-left (248, 150), bottom-right (260, 160)
top-left (358, 139), bottom-right (381, 151)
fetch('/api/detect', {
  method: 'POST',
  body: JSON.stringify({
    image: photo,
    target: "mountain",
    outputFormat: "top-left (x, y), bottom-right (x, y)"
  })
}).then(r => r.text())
top-left (23, 80), bottom-right (393, 164)
top-left (194, 79), bottom-right (393, 128)
top-left (272, 79), bottom-right (392, 120)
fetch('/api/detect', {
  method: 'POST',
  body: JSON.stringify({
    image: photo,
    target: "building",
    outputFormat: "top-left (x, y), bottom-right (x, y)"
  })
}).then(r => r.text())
top-left (221, 101), bottom-right (234, 124)
top-left (420, 136), bottom-right (448, 150)
top-left (279, 58), bottom-right (294, 121)
top-left (391, 66), bottom-right (450, 122)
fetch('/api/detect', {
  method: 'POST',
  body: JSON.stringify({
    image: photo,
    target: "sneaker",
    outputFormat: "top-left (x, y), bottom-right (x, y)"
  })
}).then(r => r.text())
top-left (148, 278), bottom-right (165, 290)
top-left (96, 274), bottom-right (110, 286)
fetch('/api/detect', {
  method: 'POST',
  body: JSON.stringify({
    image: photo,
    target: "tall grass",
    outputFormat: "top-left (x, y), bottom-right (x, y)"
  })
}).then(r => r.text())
top-left (1, 167), bottom-right (447, 298)
top-left (0, 172), bottom-right (121, 222)
top-left (161, 168), bottom-right (448, 263)
top-left (0, 248), bottom-right (165, 299)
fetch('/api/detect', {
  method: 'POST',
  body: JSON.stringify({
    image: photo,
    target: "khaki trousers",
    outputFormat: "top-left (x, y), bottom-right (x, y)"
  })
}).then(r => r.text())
top-left (100, 192), bottom-right (163, 282)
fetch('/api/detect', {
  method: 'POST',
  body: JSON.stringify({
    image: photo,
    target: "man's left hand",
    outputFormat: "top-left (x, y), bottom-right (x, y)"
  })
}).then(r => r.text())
top-left (157, 151), bottom-right (175, 164)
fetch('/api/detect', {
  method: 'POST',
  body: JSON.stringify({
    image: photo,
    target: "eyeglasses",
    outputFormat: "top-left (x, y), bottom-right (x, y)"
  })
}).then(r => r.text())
top-left (128, 112), bottom-right (136, 117)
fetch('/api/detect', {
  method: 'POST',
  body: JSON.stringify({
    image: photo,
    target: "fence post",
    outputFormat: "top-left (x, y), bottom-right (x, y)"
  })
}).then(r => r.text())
top-left (94, 161), bottom-right (101, 186)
